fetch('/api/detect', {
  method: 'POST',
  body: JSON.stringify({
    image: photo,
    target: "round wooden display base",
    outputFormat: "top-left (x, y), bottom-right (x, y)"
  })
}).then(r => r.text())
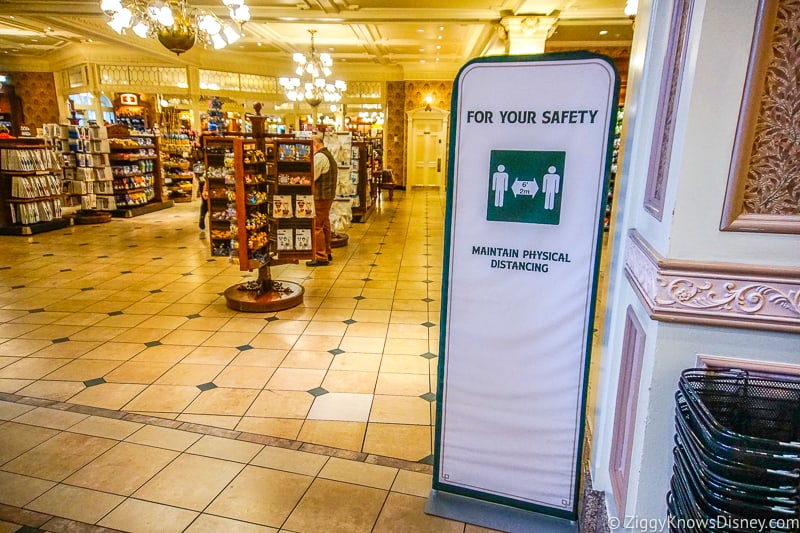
top-left (224, 280), bottom-right (304, 312)
top-left (74, 211), bottom-right (112, 225)
top-left (331, 232), bottom-right (349, 248)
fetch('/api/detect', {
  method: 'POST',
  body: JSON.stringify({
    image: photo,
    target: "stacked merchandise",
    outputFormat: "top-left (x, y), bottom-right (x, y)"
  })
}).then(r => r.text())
top-left (57, 124), bottom-right (115, 211)
top-left (109, 135), bottom-right (158, 208)
top-left (670, 368), bottom-right (800, 532)
top-left (161, 133), bottom-right (195, 202)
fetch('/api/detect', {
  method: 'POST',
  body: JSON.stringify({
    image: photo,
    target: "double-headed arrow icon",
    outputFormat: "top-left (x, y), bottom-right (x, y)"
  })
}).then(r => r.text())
top-left (511, 178), bottom-right (539, 198)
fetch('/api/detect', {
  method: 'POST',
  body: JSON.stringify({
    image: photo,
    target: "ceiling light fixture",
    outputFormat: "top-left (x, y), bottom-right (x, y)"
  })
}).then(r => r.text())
top-left (279, 29), bottom-right (347, 109)
top-left (98, 0), bottom-right (250, 55)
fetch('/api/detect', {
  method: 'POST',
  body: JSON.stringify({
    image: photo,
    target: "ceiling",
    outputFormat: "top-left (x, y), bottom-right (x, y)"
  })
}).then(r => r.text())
top-left (0, 0), bottom-right (634, 80)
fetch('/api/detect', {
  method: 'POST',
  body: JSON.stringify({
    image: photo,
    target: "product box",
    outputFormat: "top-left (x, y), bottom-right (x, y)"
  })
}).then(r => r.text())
top-left (95, 195), bottom-right (116, 210)
top-left (80, 194), bottom-right (97, 210)
top-left (294, 195), bottom-right (314, 218)
top-left (295, 228), bottom-right (312, 250)
top-left (276, 228), bottom-right (293, 250)
top-left (93, 181), bottom-right (114, 194)
top-left (272, 195), bottom-right (293, 218)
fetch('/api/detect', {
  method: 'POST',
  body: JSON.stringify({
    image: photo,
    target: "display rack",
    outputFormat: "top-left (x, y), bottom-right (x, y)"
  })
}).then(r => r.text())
top-left (58, 123), bottom-right (114, 223)
top-left (273, 138), bottom-right (316, 263)
top-left (204, 129), bottom-right (304, 312)
top-left (161, 132), bottom-right (196, 203)
top-left (350, 141), bottom-right (374, 222)
top-left (106, 124), bottom-right (172, 217)
top-left (0, 138), bottom-right (70, 235)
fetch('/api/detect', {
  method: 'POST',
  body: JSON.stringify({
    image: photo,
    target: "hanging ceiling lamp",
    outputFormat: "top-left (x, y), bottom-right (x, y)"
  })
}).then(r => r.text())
top-left (279, 30), bottom-right (347, 108)
top-left (98, 0), bottom-right (250, 55)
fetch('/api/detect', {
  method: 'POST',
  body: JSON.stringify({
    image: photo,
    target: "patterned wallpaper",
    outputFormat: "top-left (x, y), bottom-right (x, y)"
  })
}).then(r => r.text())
top-left (8, 72), bottom-right (60, 129)
top-left (384, 81), bottom-right (405, 186)
top-left (742, 0), bottom-right (800, 217)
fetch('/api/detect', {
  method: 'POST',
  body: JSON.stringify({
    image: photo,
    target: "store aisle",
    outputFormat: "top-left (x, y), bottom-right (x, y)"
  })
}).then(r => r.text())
top-left (0, 189), bottom-right (486, 531)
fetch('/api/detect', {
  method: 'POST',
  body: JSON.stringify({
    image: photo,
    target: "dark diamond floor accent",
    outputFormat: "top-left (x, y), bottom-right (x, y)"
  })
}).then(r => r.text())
top-left (52, 337), bottom-right (70, 344)
top-left (43, 253), bottom-right (54, 257)
top-left (423, 279), bottom-right (433, 283)
top-left (187, 313), bottom-right (201, 319)
top-left (97, 255), bottom-right (109, 258)
top-left (421, 322), bottom-right (435, 328)
top-left (369, 263), bottom-right (379, 267)
top-left (152, 257), bottom-right (162, 260)
top-left (265, 316), bottom-right (280, 322)
top-left (308, 387), bottom-right (328, 397)
top-left (60, 268), bottom-right (72, 272)
top-left (343, 319), bottom-right (357, 325)
top-left (28, 308), bottom-right (45, 313)
top-left (353, 295), bottom-right (366, 301)
top-left (422, 298), bottom-right (434, 303)
top-left (84, 377), bottom-right (106, 387)
top-left (237, 344), bottom-right (253, 351)
top-left (420, 392), bottom-right (437, 402)
top-left (418, 455), bottom-right (434, 465)
top-left (182, 272), bottom-right (193, 276)
top-left (107, 311), bottom-right (123, 316)
top-left (150, 289), bottom-right (163, 294)
top-left (128, 244), bottom-right (138, 248)
top-left (11, 285), bottom-right (25, 289)
top-left (0, 266), bottom-right (9, 270)
top-left (120, 270), bottom-right (132, 274)
top-left (361, 278), bottom-right (372, 282)
top-left (197, 382), bottom-right (217, 391)
top-left (144, 340), bottom-right (163, 347)
top-left (329, 348), bottom-right (345, 356)
top-left (178, 246), bottom-right (187, 249)
top-left (420, 352), bottom-right (436, 360)
top-left (80, 287), bottom-right (94, 291)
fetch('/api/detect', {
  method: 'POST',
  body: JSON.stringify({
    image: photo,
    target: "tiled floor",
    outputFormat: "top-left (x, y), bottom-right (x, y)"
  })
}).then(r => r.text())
top-left (0, 190), bottom-right (502, 531)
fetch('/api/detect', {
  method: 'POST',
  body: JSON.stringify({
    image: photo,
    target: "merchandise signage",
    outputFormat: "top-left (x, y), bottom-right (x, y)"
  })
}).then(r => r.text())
top-left (432, 52), bottom-right (619, 523)
top-left (119, 93), bottom-right (138, 106)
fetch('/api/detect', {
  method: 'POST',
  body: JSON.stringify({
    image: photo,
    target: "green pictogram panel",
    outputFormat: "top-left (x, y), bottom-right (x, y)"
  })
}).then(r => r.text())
top-left (487, 150), bottom-right (566, 225)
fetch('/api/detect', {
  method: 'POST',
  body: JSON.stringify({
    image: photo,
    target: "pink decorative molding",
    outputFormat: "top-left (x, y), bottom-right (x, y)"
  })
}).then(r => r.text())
top-left (643, 0), bottom-right (695, 221)
top-left (624, 230), bottom-right (800, 332)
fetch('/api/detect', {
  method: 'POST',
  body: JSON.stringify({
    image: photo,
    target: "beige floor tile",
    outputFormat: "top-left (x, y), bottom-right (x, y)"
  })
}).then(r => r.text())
top-left (266, 367), bottom-right (326, 391)
top-left (391, 470), bottom-right (433, 497)
top-left (99, 498), bottom-right (199, 532)
top-left (318, 456), bottom-right (398, 490)
top-left (0, 356), bottom-right (17, 370)
top-left (16, 380), bottom-right (85, 401)
top-left (297, 420), bottom-right (367, 452)
top-left (281, 350), bottom-right (334, 369)
top-left (3, 431), bottom-right (117, 481)
top-left (19, 324), bottom-right (87, 340)
top-left (212, 365), bottom-right (275, 389)
top-left (262, 319), bottom-right (309, 334)
top-left (375, 372), bottom-right (431, 396)
top-left (370, 395), bottom-right (431, 425)
top-left (236, 416), bottom-right (303, 440)
top-left (187, 434), bottom-right (263, 463)
top-left (383, 337), bottom-right (431, 355)
top-left (154, 363), bottom-right (224, 385)
top-left (312, 308), bottom-right (355, 321)
top-left (373, 492), bottom-right (464, 533)
top-left (67, 382), bottom-right (147, 410)
top-left (0, 338), bottom-right (53, 357)
top-left (206, 465), bottom-right (313, 527)
top-left (387, 323), bottom-right (431, 340)
top-left (329, 352), bottom-right (382, 372)
top-left (68, 326), bottom-right (129, 342)
top-left (291, 334), bottom-right (341, 352)
top-left (363, 423), bottom-right (432, 462)
top-left (245, 389), bottom-right (313, 419)
top-left (26, 483), bottom-right (125, 524)
top-left (308, 392), bottom-right (373, 422)
top-left (182, 345), bottom-right (241, 365)
top-left (0, 357), bottom-right (70, 379)
top-left (69, 415), bottom-right (143, 440)
top-left (134, 453), bottom-right (244, 511)
top-left (0, 470), bottom-right (56, 507)
top-left (346, 322), bottom-right (390, 338)
top-left (40, 359), bottom-right (123, 381)
top-left (104, 360), bottom-right (173, 383)
top-left (12, 406), bottom-right (89, 430)
top-left (0, 400), bottom-right (35, 420)
top-left (184, 514), bottom-right (277, 532)
top-left (123, 384), bottom-right (200, 413)
top-left (229, 348), bottom-right (287, 367)
top-left (221, 317), bottom-right (268, 333)
top-left (159, 328), bottom-right (217, 346)
top-left (322, 370), bottom-right (378, 394)
top-left (121, 302), bottom-right (173, 316)
top-left (283, 477), bottom-right (387, 533)
top-left (247, 332), bottom-right (299, 351)
top-left (29, 340), bottom-right (103, 359)
top-left (0, 422), bottom-right (59, 464)
top-left (339, 336), bottom-right (386, 354)
top-left (65, 441), bottom-right (179, 496)
top-left (201, 330), bottom-right (257, 347)
top-left (352, 309), bottom-right (392, 322)
top-left (250, 446), bottom-right (329, 476)
top-left (379, 354), bottom-right (431, 374)
top-left (183, 387), bottom-right (259, 416)
top-left (111, 327), bottom-right (172, 344)
top-left (176, 413), bottom-right (241, 429)
top-left (125, 424), bottom-right (202, 451)
top-left (131, 344), bottom-right (194, 363)
top-left (80, 341), bottom-right (146, 361)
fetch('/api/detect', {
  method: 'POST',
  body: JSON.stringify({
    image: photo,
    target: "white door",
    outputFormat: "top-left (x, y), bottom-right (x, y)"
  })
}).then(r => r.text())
top-left (407, 108), bottom-right (449, 189)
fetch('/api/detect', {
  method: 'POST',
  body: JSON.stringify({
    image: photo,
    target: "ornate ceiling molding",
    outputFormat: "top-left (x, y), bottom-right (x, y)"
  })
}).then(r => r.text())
top-left (624, 229), bottom-right (800, 332)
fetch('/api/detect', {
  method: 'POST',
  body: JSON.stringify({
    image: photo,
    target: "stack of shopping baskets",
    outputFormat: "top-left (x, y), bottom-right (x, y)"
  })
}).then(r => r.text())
top-left (669, 368), bottom-right (800, 532)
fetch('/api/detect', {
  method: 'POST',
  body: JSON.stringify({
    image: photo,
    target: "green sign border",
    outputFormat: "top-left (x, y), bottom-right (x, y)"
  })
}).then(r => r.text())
top-left (433, 50), bottom-right (620, 521)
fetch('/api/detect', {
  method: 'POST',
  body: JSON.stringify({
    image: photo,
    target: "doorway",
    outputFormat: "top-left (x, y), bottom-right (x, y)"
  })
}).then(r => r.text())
top-left (406, 106), bottom-right (449, 189)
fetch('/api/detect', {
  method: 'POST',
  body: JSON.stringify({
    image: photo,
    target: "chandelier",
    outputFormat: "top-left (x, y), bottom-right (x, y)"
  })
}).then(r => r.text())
top-left (98, 0), bottom-right (250, 55)
top-left (279, 30), bottom-right (347, 108)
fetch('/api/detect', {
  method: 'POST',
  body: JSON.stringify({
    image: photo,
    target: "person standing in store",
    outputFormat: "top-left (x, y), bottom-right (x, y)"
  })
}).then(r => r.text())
top-left (307, 133), bottom-right (338, 266)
